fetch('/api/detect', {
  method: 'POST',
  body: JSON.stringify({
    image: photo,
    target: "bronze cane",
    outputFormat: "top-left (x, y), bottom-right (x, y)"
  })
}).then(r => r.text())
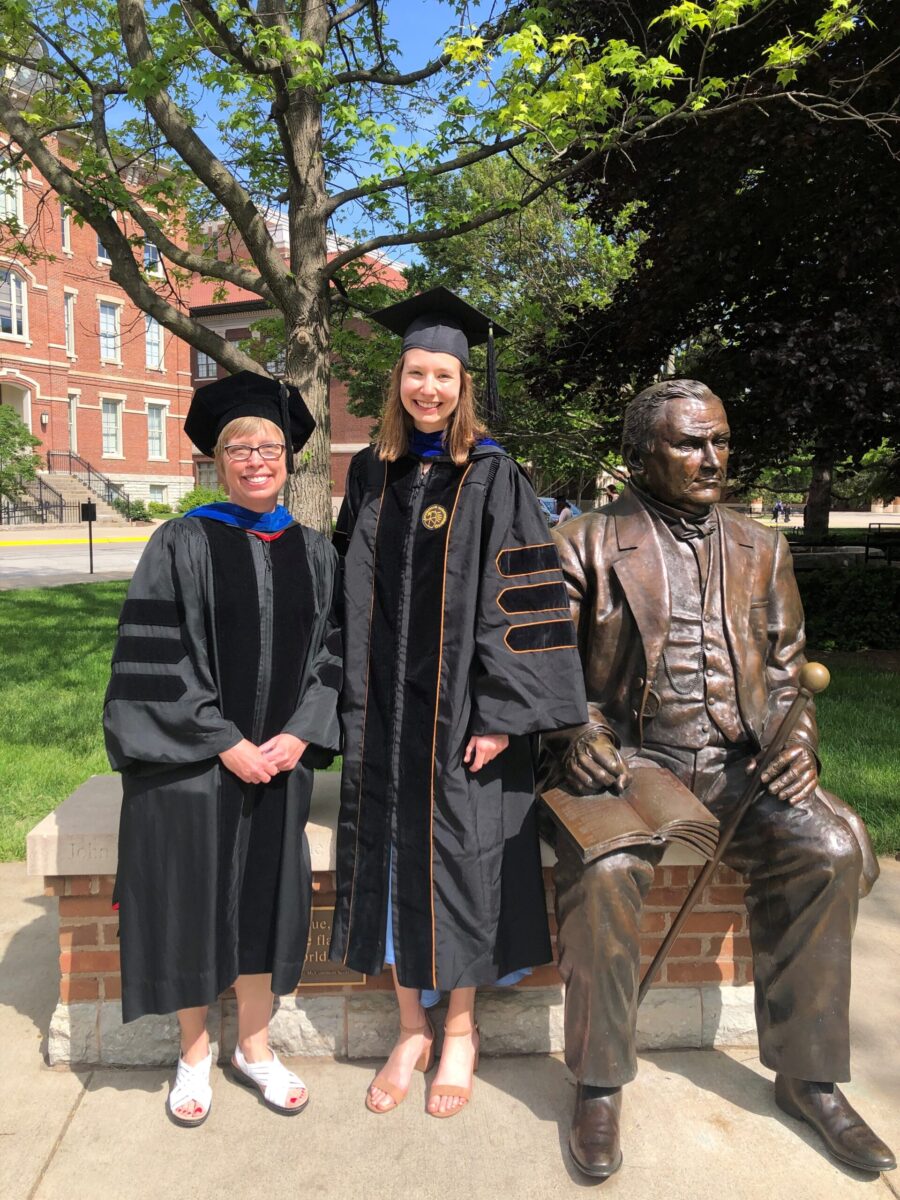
top-left (637, 661), bottom-right (831, 1005)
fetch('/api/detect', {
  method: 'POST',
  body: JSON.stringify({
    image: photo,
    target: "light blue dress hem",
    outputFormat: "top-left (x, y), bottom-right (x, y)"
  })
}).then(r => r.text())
top-left (384, 851), bottom-right (531, 1006)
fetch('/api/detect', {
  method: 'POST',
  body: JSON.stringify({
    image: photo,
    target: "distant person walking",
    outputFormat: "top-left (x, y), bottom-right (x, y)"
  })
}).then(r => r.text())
top-left (556, 496), bottom-right (574, 525)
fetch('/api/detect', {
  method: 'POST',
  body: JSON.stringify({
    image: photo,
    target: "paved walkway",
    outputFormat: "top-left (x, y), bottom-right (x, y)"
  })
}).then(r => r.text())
top-left (1, 859), bottom-right (898, 1200)
top-left (1, 513), bottom-right (898, 591)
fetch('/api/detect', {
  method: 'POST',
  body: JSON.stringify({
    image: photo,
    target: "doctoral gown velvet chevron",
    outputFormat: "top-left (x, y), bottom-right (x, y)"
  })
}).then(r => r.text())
top-left (104, 516), bottom-right (342, 1023)
top-left (329, 444), bottom-right (588, 990)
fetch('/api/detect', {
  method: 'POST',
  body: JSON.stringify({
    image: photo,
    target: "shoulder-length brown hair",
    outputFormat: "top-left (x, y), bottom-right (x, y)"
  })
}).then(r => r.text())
top-left (375, 354), bottom-right (487, 466)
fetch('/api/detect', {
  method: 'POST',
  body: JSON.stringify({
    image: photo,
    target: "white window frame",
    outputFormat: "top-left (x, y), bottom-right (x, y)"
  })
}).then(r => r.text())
top-left (195, 349), bottom-right (217, 380)
top-left (146, 401), bottom-right (167, 461)
top-left (149, 483), bottom-right (167, 505)
top-left (0, 164), bottom-right (24, 224)
top-left (145, 313), bottom-right (164, 370)
top-left (60, 201), bottom-right (72, 253)
top-left (101, 397), bottom-right (124, 458)
top-left (63, 290), bottom-right (76, 356)
top-left (96, 232), bottom-right (112, 264)
top-left (0, 268), bottom-right (28, 341)
top-left (98, 300), bottom-right (121, 363)
top-left (67, 390), bottom-right (79, 454)
top-left (143, 241), bottom-right (162, 276)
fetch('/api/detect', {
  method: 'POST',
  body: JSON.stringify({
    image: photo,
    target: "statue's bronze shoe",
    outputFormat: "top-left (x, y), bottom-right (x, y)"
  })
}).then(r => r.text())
top-left (775, 1076), bottom-right (897, 1173)
top-left (568, 1084), bottom-right (623, 1179)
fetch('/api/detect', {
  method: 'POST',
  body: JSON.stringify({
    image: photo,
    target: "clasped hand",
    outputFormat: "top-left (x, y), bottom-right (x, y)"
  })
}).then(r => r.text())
top-left (219, 734), bottom-right (308, 784)
top-left (564, 730), bottom-right (632, 795)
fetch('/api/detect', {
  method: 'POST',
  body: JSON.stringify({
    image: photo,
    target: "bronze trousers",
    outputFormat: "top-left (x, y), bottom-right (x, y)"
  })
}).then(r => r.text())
top-left (554, 742), bottom-right (863, 1087)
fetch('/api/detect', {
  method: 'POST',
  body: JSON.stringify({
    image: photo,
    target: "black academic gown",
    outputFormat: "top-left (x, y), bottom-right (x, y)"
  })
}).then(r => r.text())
top-left (329, 444), bottom-right (588, 990)
top-left (104, 516), bottom-right (342, 1023)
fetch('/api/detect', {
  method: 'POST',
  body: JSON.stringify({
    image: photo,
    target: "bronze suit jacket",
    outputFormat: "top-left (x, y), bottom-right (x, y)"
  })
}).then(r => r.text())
top-left (547, 486), bottom-right (818, 760)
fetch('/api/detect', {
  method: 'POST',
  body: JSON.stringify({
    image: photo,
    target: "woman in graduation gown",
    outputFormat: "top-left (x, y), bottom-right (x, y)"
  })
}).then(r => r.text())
top-left (104, 373), bottom-right (341, 1127)
top-left (329, 288), bottom-right (588, 1117)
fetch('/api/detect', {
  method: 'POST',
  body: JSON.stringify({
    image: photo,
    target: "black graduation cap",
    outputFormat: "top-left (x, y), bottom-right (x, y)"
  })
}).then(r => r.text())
top-left (371, 286), bottom-right (509, 424)
top-left (185, 371), bottom-right (315, 474)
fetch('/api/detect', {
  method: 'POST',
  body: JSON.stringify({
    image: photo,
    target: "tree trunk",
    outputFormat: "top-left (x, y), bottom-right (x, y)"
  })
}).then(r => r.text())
top-left (804, 447), bottom-right (833, 540)
top-left (281, 6), bottom-right (334, 536)
top-left (284, 304), bottom-right (333, 535)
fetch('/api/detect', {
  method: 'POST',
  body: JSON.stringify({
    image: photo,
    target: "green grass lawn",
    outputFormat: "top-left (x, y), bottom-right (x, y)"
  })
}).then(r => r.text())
top-left (815, 656), bottom-right (900, 856)
top-left (0, 584), bottom-right (898, 860)
top-left (0, 582), bottom-right (128, 861)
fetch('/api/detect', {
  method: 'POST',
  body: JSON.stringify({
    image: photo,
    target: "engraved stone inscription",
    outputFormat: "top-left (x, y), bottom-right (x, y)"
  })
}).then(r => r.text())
top-left (301, 906), bottom-right (366, 987)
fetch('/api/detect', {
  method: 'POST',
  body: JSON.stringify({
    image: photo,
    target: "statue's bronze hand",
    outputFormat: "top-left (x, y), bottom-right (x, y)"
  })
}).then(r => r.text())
top-left (751, 743), bottom-right (818, 804)
top-left (565, 731), bottom-right (633, 795)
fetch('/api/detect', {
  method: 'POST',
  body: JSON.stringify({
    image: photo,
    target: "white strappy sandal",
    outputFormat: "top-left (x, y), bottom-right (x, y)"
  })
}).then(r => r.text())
top-left (228, 1045), bottom-right (309, 1115)
top-left (167, 1051), bottom-right (213, 1128)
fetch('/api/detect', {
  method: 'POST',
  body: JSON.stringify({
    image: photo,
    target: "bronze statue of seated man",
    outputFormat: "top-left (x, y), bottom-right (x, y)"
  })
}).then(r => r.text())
top-left (543, 379), bottom-right (895, 1180)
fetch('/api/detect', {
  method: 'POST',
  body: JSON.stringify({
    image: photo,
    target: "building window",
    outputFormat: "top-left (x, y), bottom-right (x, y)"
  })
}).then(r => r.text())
top-left (101, 399), bottom-right (122, 456)
top-left (145, 314), bottom-right (164, 369)
top-left (0, 269), bottom-right (27, 339)
top-left (149, 484), bottom-right (167, 505)
top-left (0, 164), bottom-right (23, 224)
top-left (147, 403), bottom-right (166, 459)
top-left (97, 232), bottom-right (111, 262)
top-left (195, 460), bottom-right (218, 488)
top-left (67, 392), bottom-right (78, 453)
top-left (143, 242), bottom-right (162, 276)
top-left (60, 201), bottom-right (71, 252)
top-left (64, 292), bottom-right (76, 355)
top-left (195, 350), bottom-right (217, 380)
top-left (99, 301), bottom-right (120, 361)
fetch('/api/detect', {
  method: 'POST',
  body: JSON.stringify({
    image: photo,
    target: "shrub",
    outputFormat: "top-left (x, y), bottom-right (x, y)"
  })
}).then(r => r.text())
top-left (798, 567), bottom-right (900, 652)
top-left (111, 497), bottom-right (150, 522)
top-left (147, 501), bottom-right (173, 517)
top-left (176, 485), bottom-right (228, 513)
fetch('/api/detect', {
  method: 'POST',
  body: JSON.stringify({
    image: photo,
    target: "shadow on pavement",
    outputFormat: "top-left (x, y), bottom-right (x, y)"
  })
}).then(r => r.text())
top-left (659, 1049), bottom-right (885, 1184)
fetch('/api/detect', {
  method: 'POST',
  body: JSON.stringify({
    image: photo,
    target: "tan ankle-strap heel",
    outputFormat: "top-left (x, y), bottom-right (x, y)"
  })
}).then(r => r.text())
top-left (365, 1014), bottom-right (436, 1114)
top-left (427, 1024), bottom-right (480, 1119)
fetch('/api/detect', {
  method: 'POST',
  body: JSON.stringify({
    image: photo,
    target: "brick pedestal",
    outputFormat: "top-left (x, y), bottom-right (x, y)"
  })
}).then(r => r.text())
top-left (29, 776), bottom-right (757, 1066)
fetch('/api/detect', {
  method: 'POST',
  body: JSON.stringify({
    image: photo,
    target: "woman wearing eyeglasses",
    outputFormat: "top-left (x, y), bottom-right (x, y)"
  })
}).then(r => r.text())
top-left (104, 373), bottom-right (341, 1127)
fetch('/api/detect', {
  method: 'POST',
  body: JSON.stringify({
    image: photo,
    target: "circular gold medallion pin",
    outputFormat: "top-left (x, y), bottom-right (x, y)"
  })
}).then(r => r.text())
top-left (422, 504), bottom-right (448, 531)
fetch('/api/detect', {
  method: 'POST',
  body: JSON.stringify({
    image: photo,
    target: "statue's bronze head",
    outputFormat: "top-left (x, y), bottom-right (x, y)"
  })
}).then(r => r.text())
top-left (622, 380), bottom-right (730, 514)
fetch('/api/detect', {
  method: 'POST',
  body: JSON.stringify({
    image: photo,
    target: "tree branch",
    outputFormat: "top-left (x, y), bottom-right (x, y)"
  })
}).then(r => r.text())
top-left (0, 93), bottom-right (274, 304)
top-left (185, 0), bottom-right (281, 75)
top-left (0, 94), bottom-right (263, 375)
top-left (330, 52), bottom-right (448, 88)
top-left (325, 146), bottom-right (603, 274)
top-left (116, 0), bottom-right (293, 311)
top-left (324, 132), bottom-right (529, 216)
top-left (328, 0), bottom-right (369, 31)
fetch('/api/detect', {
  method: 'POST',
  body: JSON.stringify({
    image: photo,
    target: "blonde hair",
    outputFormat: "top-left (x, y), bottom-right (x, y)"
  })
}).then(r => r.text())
top-left (375, 354), bottom-right (487, 466)
top-left (213, 416), bottom-right (284, 488)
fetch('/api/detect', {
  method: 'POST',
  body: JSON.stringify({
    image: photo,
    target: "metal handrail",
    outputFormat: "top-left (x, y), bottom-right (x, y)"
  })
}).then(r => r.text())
top-left (0, 475), bottom-right (79, 525)
top-left (46, 449), bottom-right (133, 513)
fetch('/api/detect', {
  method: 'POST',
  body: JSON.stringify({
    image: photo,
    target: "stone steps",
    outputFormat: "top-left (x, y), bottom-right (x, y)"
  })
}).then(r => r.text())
top-left (39, 473), bottom-right (127, 523)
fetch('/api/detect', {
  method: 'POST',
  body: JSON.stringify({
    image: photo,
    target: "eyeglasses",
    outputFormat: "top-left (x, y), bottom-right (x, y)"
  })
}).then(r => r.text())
top-left (223, 442), bottom-right (286, 462)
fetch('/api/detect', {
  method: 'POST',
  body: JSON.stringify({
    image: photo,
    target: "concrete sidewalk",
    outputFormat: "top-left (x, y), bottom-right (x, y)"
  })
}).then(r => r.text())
top-left (1, 860), bottom-right (898, 1200)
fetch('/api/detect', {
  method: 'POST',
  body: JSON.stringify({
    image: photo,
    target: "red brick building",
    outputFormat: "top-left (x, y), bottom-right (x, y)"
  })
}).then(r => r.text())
top-left (1, 142), bottom-right (405, 515)
top-left (0, 138), bottom-right (196, 509)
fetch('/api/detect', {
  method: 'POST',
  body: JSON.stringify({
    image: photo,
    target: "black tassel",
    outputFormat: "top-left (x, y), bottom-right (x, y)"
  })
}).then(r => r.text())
top-left (278, 381), bottom-right (295, 474)
top-left (484, 323), bottom-right (501, 427)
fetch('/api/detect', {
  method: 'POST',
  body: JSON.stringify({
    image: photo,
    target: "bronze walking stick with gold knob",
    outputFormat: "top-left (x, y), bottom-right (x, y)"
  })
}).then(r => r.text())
top-left (637, 661), bottom-right (831, 1005)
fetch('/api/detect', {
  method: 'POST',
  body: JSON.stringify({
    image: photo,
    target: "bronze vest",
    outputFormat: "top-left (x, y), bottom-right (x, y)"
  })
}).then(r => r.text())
top-left (644, 516), bottom-right (748, 750)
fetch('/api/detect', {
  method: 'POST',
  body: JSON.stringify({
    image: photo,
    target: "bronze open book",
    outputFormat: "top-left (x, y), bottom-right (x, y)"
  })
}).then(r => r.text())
top-left (542, 764), bottom-right (719, 865)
